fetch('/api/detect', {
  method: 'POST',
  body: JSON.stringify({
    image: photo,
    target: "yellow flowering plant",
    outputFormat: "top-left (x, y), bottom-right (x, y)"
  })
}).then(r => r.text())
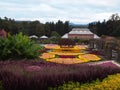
top-left (52, 73), bottom-right (120, 90)
top-left (78, 54), bottom-right (101, 61)
top-left (40, 53), bottom-right (55, 59)
top-left (40, 45), bottom-right (101, 64)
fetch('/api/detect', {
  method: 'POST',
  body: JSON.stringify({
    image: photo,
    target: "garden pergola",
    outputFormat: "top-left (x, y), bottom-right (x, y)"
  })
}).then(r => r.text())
top-left (89, 35), bottom-right (120, 62)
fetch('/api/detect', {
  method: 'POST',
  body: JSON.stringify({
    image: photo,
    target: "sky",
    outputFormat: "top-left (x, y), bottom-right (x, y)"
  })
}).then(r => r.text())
top-left (0, 0), bottom-right (120, 24)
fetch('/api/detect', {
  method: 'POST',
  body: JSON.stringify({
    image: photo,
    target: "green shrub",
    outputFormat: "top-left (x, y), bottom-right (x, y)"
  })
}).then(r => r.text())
top-left (0, 33), bottom-right (43, 60)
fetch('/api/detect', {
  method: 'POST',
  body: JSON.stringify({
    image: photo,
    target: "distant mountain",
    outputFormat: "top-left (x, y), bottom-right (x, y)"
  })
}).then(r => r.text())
top-left (69, 22), bottom-right (88, 28)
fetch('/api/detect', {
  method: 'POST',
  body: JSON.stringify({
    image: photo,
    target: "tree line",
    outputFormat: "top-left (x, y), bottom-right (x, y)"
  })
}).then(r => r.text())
top-left (0, 17), bottom-right (71, 37)
top-left (89, 13), bottom-right (120, 37)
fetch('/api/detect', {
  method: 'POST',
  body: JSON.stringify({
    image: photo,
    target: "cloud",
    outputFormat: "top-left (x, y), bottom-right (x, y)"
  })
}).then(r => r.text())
top-left (0, 0), bottom-right (120, 24)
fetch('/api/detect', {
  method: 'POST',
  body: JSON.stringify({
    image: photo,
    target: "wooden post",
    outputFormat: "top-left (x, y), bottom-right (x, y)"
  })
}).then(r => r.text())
top-left (105, 43), bottom-right (112, 60)
top-left (107, 48), bottom-right (112, 60)
top-left (116, 49), bottom-right (120, 62)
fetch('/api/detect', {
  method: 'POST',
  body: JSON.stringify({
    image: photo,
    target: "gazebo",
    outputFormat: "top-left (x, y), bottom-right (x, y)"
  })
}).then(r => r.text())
top-left (40, 35), bottom-right (48, 39)
top-left (61, 33), bottom-right (68, 39)
top-left (29, 35), bottom-right (38, 39)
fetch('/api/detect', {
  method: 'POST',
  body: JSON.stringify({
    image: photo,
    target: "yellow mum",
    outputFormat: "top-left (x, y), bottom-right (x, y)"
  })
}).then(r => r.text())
top-left (78, 54), bottom-right (101, 61)
top-left (40, 53), bottom-right (55, 59)
top-left (50, 52), bottom-right (84, 56)
top-left (46, 58), bottom-right (85, 64)
top-left (44, 44), bottom-right (59, 49)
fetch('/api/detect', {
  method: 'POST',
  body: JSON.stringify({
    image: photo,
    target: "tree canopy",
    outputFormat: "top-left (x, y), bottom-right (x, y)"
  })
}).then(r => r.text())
top-left (0, 17), bottom-right (71, 37)
top-left (89, 13), bottom-right (120, 37)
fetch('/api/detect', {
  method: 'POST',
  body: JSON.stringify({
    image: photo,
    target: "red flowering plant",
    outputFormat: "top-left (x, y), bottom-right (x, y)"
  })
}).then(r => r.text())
top-left (59, 55), bottom-right (76, 58)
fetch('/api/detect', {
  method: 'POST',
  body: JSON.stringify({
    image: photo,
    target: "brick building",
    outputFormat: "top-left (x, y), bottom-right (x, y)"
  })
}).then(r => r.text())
top-left (62, 28), bottom-right (99, 39)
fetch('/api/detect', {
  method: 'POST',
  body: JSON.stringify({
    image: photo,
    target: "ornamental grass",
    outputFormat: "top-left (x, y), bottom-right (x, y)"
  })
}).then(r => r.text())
top-left (0, 60), bottom-right (120, 90)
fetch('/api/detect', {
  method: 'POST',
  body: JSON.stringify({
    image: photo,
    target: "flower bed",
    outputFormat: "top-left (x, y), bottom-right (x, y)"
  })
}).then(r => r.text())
top-left (75, 45), bottom-right (86, 50)
top-left (40, 53), bottom-right (101, 64)
top-left (0, 60), bottom-right (120, 90)
top-left (53, 47), bottom-right (81, 53)
top-left (40, 53), bottom-right (55, 59)
top-left (59, 55), bottom-right (76, 58)
top-left (40, 45), bottom-right (101, 64)
top-left (46, 58), bottom-right (84, 64)
top-left (44, 44), bottom-right (59, 49)
top-left (50, 52), bottom-right (84, 55)
top-left (78, 54), bottom-right (101, 61)
top-left (54, 73), bottom-right (120, 90)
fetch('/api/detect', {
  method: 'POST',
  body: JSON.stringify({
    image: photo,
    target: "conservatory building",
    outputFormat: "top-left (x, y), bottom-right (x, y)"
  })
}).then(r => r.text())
top-left (62, 28), bottom-right (99, 39)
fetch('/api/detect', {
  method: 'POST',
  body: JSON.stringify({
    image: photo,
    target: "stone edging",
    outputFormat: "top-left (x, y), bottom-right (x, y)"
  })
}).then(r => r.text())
top-left (88, 60), bottom-right (120, 67)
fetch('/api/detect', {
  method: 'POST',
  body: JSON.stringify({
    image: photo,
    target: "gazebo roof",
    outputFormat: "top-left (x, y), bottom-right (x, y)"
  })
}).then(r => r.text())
top-left (29, 35), bottom-right (38, 38)
top-left (94, 34), bottom-right (100, 39)
top-left (69, 28), bottom-right (93, 34)
top-left (40, 35), bottom-right (48, 38)
top-left (61, 33), bottom-right (68, 38)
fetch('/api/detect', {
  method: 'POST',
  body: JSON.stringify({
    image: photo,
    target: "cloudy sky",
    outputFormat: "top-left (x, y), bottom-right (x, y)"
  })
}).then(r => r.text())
top-left (0, 0), bottom-right (120, 24)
